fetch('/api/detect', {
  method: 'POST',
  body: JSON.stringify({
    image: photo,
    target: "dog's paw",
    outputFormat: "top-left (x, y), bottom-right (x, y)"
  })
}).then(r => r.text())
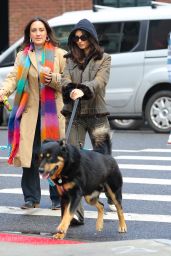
top-left (53, 231), bottom-right (66, 240)
top-left (118, 223), bottom-right (127, 233)
top-left (96, 220), bottom-right (103, 231)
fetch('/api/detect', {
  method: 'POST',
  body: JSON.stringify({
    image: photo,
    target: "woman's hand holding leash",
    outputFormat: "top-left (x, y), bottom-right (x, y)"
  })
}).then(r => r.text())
top-left (70, 88), bottom-right (84, 100)
top-left (0, 90), bottom-right (12, 111)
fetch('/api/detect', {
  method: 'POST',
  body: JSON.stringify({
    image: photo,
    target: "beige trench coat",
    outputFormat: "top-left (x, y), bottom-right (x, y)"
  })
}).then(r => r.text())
top-left (1, 47), bottom-right (66, 168)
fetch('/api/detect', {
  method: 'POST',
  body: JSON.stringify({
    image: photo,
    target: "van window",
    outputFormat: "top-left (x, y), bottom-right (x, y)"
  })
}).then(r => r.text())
top-left (0, 45), bottom-right (20, 67)
top-left (147, 20), bottom-right (171, 50)
top-left (53, 22), bottom-right (140, 54)
top-left (94, 0), bottom-right (151, 7)
top-left (0, 50), bottom-right (16, 67)
top-left (96, 21), bottom-right (140, 53)
top-left (53, 25), bottom-right (74, 50)
top-left (120, 21), bottom-right (140, 52)
top-left (96, 22), bottom-right (122, 53)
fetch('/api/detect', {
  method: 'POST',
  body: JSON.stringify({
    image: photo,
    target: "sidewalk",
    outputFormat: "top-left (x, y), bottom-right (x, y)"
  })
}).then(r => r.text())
top-left (0, 233), bottom-right (171, 256)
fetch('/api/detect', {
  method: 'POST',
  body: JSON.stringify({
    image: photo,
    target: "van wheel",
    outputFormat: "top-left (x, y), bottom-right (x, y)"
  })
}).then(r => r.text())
top-left (145, 90), bottom-right (171, 133)
top-left (109, 119), bottom-right (142, 130)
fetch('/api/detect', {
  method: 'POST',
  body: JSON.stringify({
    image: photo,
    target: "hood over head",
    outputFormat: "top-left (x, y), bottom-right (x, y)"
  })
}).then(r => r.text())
top-left (68, 19), bottom-right (98, 45)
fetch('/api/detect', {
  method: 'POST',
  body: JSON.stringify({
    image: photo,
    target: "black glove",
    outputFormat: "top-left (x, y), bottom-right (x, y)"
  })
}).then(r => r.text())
top-left (77, 84), bottom-right (93, 100)
top-left (62, 83), bottom-right (76, 104)
top-left (62, 83), bottom-right (93, 104)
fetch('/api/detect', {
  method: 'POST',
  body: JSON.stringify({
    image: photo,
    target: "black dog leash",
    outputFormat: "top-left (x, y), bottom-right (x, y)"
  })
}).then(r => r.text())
top-left (48, 98), bottom-right (79, 188)
top-left (65, 98), bottom-right (80, 143)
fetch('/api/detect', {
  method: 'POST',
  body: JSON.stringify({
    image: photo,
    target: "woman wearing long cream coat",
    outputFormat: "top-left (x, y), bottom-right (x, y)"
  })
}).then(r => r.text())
top-left (0, 17), bottom-right (66, 210)
top-left (2, 48), bottom-right (66, 167)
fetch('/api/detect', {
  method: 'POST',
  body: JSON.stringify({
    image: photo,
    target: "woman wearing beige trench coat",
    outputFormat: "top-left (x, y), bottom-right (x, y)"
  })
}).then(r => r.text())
top-left (0, 17), bottom-right (66, 209)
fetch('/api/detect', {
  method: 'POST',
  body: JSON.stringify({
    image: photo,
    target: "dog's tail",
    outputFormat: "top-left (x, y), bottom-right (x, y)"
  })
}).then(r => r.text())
top-left (92, 127), bottom-right (112, 155)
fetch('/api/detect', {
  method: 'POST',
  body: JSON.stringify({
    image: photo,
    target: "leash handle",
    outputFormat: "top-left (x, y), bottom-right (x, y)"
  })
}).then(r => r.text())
top-left (65, 98), bottom-right (79, 143)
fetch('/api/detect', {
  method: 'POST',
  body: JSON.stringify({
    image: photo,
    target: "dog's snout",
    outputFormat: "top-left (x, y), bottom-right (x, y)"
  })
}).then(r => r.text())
top-left (39, 167), bottom-right (44, 174)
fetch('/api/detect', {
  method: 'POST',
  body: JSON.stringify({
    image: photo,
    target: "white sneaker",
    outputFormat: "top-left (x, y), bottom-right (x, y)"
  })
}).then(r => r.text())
top-left (108, 204), bottom-right (116, 212)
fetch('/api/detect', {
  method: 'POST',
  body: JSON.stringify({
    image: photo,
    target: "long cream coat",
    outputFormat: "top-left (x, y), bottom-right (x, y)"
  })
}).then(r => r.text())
top-left (1, 47), bottom-right (66, 167)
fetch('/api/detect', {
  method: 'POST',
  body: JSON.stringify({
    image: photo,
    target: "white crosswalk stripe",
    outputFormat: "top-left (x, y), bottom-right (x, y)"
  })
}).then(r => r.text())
top-left (0, 206), bottom-right (171, 223)
top-left (0, 188), bottom-right (171, 202)
top-left (1, 174), bottom-right (171, 185)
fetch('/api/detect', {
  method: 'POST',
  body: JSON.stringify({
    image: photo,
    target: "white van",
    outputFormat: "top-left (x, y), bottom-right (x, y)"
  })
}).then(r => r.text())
top-left (1, 3), bottom-right (171, 132)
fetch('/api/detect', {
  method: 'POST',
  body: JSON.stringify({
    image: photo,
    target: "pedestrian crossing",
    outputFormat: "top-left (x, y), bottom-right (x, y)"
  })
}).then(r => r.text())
top-left (0, 206), bottom-right (171, 223)
top-left (0, 148), bottom-right (171, 224)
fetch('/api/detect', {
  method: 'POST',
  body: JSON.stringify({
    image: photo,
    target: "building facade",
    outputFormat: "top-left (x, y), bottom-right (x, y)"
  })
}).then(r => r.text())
top-left (1, 0), bottom-right (171, 51)
top-left (9, 0), bottom-right (92, 45)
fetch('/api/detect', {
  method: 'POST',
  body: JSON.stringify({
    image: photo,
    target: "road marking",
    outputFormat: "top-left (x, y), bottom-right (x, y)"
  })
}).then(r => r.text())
top-left (123, 177), bottom-right (171, 185)
top-left (1, 164), bottom-right (171, 171)
top-left (1, 174), bottom-right (171, 186)
top-left (0, 233), bottom-right (82, 244)
top-left (1, 188), bottom-right (171, 202)
top-left (0, 174), bottom-right (22, 177)
top-left (116, 156), bottom-right (171, 161)
top-left (0, 206), bottom-right (170, 223)
top-left (1, 148), bottom-right (171, 161)
top-left (119, 164), bottom-right (171, 171)
top-left (122, 193), bottom-right (171, 202)
top-left (112, 149), bottom-right (171, 153)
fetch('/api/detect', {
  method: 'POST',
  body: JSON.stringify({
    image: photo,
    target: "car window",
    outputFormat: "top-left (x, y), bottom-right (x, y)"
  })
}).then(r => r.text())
top-left (54, 23), bottom-right (123, 53)
top-left (147, 20), bottom-right (171, 50)
top-left (0, 45), bottom-right (20, 67)
top-left (94, 0), bottom-right (151, 7)
top-left (96, 21), bottom-right (140, 53)
top-left (95, 22), bottom-right (122, 53)
top-left (53, 25), bottom-right (74, 50)
top-left (0, 51), bottom-right (16, 67)
top-left (120, 22), bottom-right (140, 52)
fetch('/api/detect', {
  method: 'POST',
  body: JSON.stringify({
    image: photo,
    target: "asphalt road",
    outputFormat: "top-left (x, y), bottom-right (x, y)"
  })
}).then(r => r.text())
top-left (0, 127), bottom-right (171, 242)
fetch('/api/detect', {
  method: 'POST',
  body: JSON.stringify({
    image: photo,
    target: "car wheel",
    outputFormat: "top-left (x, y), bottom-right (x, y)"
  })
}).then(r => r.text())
top-left (109, 119), bottom-right (142, 130)
top-left (145, 90), bottom-right (171, 133)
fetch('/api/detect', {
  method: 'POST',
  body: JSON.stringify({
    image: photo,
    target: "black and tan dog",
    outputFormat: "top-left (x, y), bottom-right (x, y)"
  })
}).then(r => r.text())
top-left (39, 133), bottom-right (127, 239)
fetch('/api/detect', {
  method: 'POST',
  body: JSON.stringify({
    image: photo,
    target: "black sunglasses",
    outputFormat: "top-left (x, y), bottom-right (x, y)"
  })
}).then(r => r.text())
top-left (73, 34), bottom-right (89, 42)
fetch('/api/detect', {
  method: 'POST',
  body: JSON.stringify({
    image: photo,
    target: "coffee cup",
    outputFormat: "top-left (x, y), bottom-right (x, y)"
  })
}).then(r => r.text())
top-left (39, 66), bottom-right (51, 84)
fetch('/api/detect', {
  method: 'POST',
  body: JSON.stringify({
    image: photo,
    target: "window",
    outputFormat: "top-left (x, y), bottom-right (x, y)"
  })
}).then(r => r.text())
top-left (147, 20), bottom-right (171, 51)
top-left (93, 0), bottom-right (151, 7)
top-left (95, 22), bottom-right (122, 53)
top-left (0, 46), bottom-right (20, 67)
top-left (120, 22), bottom-right (140, 52)
top-left (53, 25), bottom-right (74, 50)
top-left (0, 50), bottom-right (16, 67)
top-left (96, 22), bottom-right (140, 53)
top-left (53, 23), bottom-right (123, 53)
top-left (53, 22), bottom-right (140, 54)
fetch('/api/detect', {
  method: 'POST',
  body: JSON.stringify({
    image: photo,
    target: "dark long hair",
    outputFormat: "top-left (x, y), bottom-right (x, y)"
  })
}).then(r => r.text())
top-left (20, 16), bottom-right (59, 49)
top-left (65, 30), bottom-right (104, 67)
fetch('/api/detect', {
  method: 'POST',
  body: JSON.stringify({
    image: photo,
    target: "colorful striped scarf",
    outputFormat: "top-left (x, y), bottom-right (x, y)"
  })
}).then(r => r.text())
top-left (8, 42), bottom-right (60, 164)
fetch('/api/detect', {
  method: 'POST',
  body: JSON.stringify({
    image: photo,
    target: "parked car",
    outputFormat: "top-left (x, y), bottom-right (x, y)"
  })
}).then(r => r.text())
top-left (1, 2), bottom-right (171, 132)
